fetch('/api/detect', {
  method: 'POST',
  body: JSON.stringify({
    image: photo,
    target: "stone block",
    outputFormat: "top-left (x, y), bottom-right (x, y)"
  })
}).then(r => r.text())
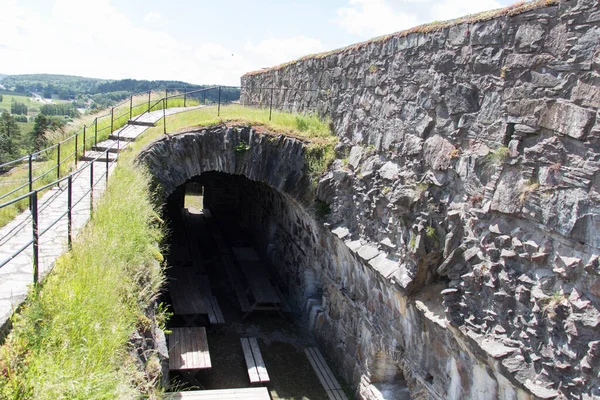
top-left (515, 23), bottom-right (545, 52)
top-left (539, 100), bottom-right (596, 139)
top-left (369, 253), bottom-right (399, 279)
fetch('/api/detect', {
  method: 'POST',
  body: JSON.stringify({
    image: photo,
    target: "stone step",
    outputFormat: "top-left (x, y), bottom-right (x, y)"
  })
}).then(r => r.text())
top-left (79, 150), bottom-right (118, 163)
top-left (127, 119), bottom-right (156, 127)
top-left (108, 134), bottom-right (137, 142)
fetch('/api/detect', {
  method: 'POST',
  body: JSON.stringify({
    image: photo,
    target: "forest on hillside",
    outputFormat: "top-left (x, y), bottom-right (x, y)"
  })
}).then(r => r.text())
top-left (2, 74), bottom-right (240, 109)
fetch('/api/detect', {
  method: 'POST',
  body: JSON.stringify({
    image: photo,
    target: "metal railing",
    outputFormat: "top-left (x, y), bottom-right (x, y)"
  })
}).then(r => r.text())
top-left (0, 83), bottom-right (329, 285)
top-left (0, 86), bottom-right (235, 283)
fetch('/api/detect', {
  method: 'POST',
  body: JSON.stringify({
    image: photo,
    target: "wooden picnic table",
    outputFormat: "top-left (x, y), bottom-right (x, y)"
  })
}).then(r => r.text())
top-left (243, 277), bottom-right (284, 319)
top-left (169, 327), bottom-right (212, 370)
top-left (248, 277), bottom-right (281, 304)
top-left (239, 261), bottom-right (271, 281)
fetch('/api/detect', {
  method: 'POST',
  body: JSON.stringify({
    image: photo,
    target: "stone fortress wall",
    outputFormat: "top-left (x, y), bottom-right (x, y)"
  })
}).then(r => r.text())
top-left (240, 0), bottom-right (600, 398)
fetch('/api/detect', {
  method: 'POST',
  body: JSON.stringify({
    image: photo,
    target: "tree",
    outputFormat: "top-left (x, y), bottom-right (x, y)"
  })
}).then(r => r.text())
top-left (0, 111), bottom-right (19, 163)
top-left (10, 101), bottom-right (28, 115)
top-left (30, 114), bottom-right (64, 151)
top-left (31, 114), bottom-right (49, 151)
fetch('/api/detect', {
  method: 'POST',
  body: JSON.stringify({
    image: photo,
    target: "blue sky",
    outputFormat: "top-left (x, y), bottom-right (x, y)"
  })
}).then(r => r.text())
top-left (1, 0), bottom-right (514, 86)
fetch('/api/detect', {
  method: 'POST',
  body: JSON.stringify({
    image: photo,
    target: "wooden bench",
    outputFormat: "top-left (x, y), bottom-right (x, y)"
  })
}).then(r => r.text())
top-left (240, 337), bottom-right (270, 385)
top-left (169, 327), bottom-right (211, 370)
top-left (221, 253), bottom-right (252, 313)
top-left (305, 347), bottom-right (348, 400)
top-left (164, 387), bottom-right (271, 399)
top-left (205, 295), bottom-right (225, 325)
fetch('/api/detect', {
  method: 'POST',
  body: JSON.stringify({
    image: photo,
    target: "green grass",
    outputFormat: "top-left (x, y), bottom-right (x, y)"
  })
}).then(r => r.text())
top-left (0, 154), bottom-right (166, 399)
top-left (163, 104), bottom-right (334, 142)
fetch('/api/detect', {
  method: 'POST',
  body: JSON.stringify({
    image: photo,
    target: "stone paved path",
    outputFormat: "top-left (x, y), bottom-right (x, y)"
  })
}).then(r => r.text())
top-left (0, 106), bottom-right (201, 333)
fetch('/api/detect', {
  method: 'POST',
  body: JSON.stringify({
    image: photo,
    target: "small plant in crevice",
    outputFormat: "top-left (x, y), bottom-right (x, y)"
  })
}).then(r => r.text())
top-left (449, 147), bottom-right (460, 159)
top-left (409, 235), bottom-right (417, 250)
top-left (484, 146), bottom-right (509, 166)
top-left (414, 181), bottom-right (429, 199)
top-left (541, 291), bottom-right (566, 319)
top-left (519, 180), bottom-right (540, 204)
top-left (305, 143), bottom-right (336, 182)
top-left (313, 200), bottom-right (331, 220)
top-left (425, 225), bottom-right (437, 240)
top-left (469, 192), bottom-right (485, 205)
top-left (234, 140), bottom-right (251, 154)
top-left (368, 64), bottom-right (377, 74)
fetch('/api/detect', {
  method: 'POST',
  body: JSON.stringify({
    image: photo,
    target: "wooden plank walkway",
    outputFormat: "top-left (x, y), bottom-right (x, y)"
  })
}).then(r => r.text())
top-left (164, 387), bottom-right (270, 399)
top-left (169, 327), bottom-right (211, 370)
top-left (241, 337), bottom-right (270, 384)
top-left (304, 347), bottom-right (348, 400)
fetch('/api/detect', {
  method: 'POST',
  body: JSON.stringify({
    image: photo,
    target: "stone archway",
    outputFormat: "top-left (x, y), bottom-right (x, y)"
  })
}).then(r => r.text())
top-left (137, 124), bottom-right (313, 204)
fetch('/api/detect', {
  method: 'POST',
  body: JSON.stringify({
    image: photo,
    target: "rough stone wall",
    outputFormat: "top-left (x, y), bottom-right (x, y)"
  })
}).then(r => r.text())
top-left (241, 0), bottom-right (600, 398)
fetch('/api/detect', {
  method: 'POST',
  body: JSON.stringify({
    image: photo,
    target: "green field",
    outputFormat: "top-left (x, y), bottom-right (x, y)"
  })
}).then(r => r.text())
top-left (0, 93), bottom-right (38, 112)
top-left (0, 93), bottom-right (70, 116)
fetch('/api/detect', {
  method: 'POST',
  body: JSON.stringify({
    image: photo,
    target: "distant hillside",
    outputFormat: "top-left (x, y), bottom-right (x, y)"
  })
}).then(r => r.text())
top-left (0, 74), bottom-right (6, 81)
top-left (2, 74), bottom-right (215, 98)
top-left (2, 73), bottom-right (240, 110)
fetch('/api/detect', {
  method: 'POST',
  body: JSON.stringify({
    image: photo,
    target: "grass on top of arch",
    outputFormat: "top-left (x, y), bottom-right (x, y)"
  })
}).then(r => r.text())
top-left (159, 104), bottom-right (335, 142)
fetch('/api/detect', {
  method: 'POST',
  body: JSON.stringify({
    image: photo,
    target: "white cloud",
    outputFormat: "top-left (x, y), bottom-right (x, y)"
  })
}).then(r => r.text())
top-left (244, 36), bottom-right (325, 67)
top-left (431, 0), bottom-right (503, 20)
top-left (334, 0), bottom-right (503, 37)
top-left (0, 0), bottom-right (247, 85)
top-left (334, 0), bottom-right (419, 37)
top-left (143, 12), bottom-right (167, 26)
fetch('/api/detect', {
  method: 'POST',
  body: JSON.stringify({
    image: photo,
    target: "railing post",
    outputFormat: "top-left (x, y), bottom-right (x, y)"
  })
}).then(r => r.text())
top-left (67, 175), bottom-right (72, 250)
top-left (269, 87), bottom-right (274, 121)
top-left (148, 90), bottom-right (151, 112)
top-left (105, 148), bottom-right (109, 184)
top-left (163, 99), bottom-right (167, 135)
top-left (57, 142), bottom-right (61, 180)
top-left (203, 90), bottom-right (206, 105)
top-left (218, 86), bottom-right (221, 117)
top-left (165, 88), bottom-right (168, 108)
top-left (184, 92), bottom-right (187, 107)
top-left (28, 154), bottom-right (33, 210)
top-left (129, 96), bottom-right (133, 120)
top-left (31, 190), bottom-right (39, 285)
top-left (90, 162), bottom-right (94, 214)
top-left (74, 132), bottom-right (78, 164)
top-left (94, 118), bottom-right (98, 146)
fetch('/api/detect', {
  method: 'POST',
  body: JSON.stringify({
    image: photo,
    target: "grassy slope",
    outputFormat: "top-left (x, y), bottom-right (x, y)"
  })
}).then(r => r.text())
top-left (0, 154), bottom-right (165, 399)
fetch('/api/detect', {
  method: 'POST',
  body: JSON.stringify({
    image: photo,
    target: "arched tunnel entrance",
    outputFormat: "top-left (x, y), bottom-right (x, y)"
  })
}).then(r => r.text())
top-left (138, 125), bottom-right (410, 399)
top-left (162, 171), bottom-right (332, 396)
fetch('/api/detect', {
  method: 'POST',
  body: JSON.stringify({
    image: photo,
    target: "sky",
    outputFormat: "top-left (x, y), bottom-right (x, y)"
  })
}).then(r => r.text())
top-left (0, 0), bottom-right (515, 86)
